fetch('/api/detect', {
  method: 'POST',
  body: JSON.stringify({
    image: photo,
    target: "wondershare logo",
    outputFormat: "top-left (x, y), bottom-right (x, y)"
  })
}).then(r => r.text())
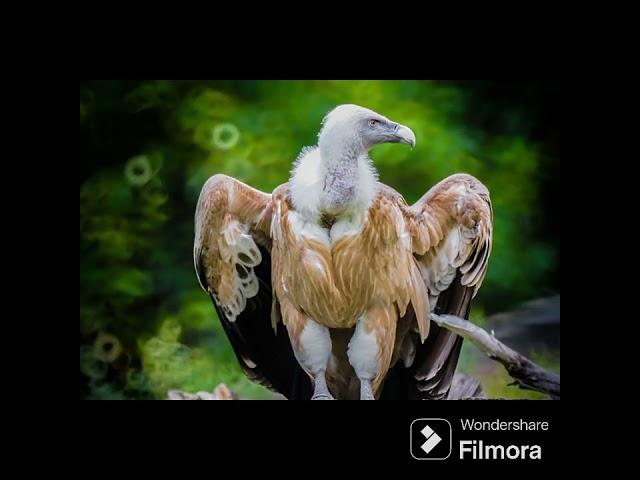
top-left (411, 418), bottom-right (546, 461)
top-left (410, 419), bottom-right (452, 460)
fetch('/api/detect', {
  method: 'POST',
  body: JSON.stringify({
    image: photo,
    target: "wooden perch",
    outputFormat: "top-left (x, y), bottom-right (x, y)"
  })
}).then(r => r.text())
top-left (430, 313), bottom-right (560, 399)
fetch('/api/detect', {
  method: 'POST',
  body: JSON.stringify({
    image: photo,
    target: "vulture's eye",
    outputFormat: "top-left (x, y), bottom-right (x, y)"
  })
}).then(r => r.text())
top-left (368, 119), bottom-right (378, 128)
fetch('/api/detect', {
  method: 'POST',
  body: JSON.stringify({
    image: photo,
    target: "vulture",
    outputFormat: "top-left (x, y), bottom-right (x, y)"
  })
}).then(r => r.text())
top-left (194, 104), bottom-right (493, 400)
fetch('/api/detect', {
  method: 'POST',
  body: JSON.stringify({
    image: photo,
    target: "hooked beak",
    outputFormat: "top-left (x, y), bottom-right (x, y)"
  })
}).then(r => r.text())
top-left (391, 123), bottom-right (416, 147)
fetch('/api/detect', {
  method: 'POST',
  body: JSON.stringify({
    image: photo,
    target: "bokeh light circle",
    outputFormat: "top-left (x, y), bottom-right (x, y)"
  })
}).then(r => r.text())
top-left (212, 123), bottom-right (240, 150)
top-left (94, 332), bottom-right (123, 363)
top-left (124, 155), bottom-right (153, 186)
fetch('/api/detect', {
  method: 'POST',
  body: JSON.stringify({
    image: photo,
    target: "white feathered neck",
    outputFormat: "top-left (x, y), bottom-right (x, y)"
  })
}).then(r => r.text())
top-left (289, 146), bottom-right (378, 220)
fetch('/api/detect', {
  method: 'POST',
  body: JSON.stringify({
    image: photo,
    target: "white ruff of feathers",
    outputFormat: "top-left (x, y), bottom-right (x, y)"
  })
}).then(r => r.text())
top-left (289, 106), bottom-right (379, 220)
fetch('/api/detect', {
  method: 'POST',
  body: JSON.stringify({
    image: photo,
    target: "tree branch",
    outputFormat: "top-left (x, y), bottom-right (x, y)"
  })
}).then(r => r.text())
top-left (430, 313), bottom-right (560, 399)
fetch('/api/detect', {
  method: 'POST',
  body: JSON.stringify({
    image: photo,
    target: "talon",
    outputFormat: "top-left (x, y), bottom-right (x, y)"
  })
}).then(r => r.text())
top-left (311, 393), bottom-right (334, 400)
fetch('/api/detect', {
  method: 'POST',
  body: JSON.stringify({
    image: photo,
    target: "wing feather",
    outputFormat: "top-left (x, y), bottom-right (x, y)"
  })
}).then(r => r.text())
top-left (408, 174), bottom-right (492, 399)
top-left (194, 174), bottom-right (312, 398)
top-left (380, 174), bottom-right (493, 399)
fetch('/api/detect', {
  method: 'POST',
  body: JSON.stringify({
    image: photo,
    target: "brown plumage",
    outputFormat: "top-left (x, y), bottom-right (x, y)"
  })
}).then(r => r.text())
top-left (194, 105), bottom-right (493, 400)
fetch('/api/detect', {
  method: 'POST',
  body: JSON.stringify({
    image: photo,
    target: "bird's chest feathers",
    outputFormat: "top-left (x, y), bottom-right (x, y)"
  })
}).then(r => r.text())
top-left (283, 210), bottom-right (372, 326)
top-left (288, 209), bottom-right (365, 249)
top-left (278, 194), bottom-right (411, 329)
top-left (282, 146), bottom-right (392, 325)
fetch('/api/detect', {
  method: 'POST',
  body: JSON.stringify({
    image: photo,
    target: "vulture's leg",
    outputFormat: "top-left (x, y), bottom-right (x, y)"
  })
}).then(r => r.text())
top-left (285, 316), bottom-right (334, 400)
top-left (311, 368), bottom-right (333, 401)
top-left (347, 308), bottom-right (397, 400)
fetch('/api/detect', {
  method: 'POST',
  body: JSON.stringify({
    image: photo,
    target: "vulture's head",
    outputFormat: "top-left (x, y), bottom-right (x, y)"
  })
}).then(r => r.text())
top-left (318, 104), bottom-right (416, 155)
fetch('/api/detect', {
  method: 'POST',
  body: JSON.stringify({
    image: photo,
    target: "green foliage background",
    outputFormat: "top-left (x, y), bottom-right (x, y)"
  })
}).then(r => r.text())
top-left (80, 80), bottom-right (560, 399)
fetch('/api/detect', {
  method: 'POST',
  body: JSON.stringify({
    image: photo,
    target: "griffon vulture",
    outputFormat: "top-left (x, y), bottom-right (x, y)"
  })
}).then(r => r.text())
top-left (194, 104), bottom-right (492, 400)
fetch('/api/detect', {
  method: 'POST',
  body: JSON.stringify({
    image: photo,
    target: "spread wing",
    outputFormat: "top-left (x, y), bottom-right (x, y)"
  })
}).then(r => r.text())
top-left (381, 173), bottom-right (493, 400)
top-left (194, 174), bottom-right (312, 399)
